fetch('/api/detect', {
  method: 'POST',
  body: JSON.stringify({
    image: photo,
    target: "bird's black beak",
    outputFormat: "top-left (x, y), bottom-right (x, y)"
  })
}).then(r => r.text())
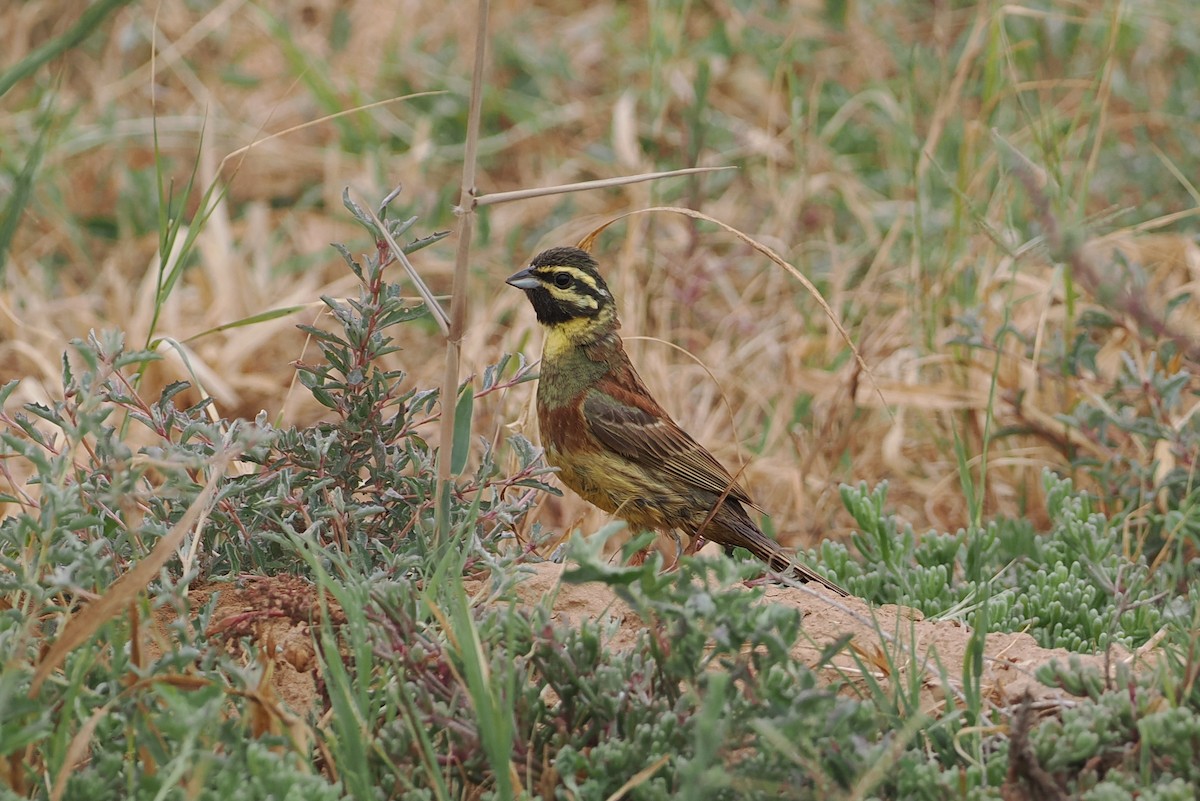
top-left (505, 268), bottom-right (540, 290)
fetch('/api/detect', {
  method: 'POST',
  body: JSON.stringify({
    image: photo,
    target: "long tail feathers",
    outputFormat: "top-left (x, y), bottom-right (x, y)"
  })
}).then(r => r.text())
top-left (754, 537), bottom-right (850, 597)
top-left (785, 557), bottom-right (850, 597)
top-left (714, 505), bottom-right (851, 598)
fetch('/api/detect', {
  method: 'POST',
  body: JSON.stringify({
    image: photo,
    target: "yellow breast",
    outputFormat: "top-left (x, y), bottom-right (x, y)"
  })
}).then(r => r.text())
top-left (546, 444), bottom-right (674, 531)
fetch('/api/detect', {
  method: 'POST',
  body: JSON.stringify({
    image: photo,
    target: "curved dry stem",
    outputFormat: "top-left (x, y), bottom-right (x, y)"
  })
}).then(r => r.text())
top-left (576, 206), bottom-right (891, 416)
top-left (220, 91), bottom-right (448, 173)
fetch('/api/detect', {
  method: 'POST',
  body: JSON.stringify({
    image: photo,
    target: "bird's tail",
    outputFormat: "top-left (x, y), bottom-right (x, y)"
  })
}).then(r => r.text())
top-left (713, 504), bottom-right (851, 598)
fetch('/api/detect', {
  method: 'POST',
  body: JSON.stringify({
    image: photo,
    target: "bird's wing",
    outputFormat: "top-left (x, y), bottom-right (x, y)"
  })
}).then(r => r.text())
top-left (581, 386), bottom-right (757, 508)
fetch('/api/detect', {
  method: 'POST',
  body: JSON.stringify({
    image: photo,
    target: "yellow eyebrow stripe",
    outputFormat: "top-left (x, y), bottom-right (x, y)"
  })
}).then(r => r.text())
top-left (538, 265), bottom-right (599, 292)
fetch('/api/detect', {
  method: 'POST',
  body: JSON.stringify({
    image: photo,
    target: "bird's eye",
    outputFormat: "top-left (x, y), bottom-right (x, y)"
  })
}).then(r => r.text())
top-left (553, 272), bottom-right (572, 288)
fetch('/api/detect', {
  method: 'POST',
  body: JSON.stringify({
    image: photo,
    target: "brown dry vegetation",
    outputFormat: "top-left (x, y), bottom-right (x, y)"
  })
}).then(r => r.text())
top-left (5, 2), bottom-right (1200, 797)
top-left (3, 2), bottom-right (1198, 547)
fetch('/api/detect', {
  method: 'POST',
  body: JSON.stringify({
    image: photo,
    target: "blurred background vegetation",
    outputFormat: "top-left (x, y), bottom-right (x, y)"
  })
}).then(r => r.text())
top-left (5, 0), bottom-right (1198, 549)
top-left (3, 0), bottom-right (1199, 798)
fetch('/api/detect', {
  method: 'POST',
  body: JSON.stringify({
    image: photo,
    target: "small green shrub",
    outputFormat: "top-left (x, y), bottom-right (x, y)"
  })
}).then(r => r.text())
top-left (0, 196), bottom-right (550, 798)
top-left (827, 473), bottom-right (1165, 651)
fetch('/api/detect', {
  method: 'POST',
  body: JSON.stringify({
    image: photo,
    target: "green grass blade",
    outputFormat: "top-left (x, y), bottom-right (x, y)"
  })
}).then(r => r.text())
top-left (0, 94), bottom-right (54, 276)
top-left (0, 0), bottom-right (135, 98)
top-left (181, 305), bottom-right (311, 343)
top-left (450, 386), bottom-right (474, 475)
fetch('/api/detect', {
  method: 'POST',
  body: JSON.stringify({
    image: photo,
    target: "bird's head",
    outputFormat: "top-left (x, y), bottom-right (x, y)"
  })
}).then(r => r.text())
top-left (506, 247), bottom-right (618, 337)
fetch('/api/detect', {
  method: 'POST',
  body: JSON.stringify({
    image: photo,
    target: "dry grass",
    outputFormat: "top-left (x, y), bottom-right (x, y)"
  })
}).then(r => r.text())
top-left (3, 0), bottom-right (1198, 549)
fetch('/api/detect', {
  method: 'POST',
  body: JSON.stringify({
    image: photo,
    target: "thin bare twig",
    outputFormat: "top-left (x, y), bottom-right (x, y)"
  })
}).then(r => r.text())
top-left (435, 0), bottom-right (491, 541)
top-left (358, 198), bottom-right (451, 335)
top-left (472, 166), bottom-right (735, 208)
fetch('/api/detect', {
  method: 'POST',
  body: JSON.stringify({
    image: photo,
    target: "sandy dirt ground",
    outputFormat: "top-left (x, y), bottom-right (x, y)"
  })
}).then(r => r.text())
top-left (183, 562), bottom-right (1136, 722)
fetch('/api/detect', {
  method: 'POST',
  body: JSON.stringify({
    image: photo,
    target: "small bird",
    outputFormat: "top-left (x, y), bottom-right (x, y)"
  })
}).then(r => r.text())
top-left (507, 246), bottom-right (849, 597)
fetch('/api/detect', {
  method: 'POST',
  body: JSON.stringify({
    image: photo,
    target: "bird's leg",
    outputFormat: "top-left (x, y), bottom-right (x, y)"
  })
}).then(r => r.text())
top-left (627, 531), bottom-right (687, 571)
top-left (626, 535), bottom-right (651, 566)
top-left (683, 533), bottom-right (708, 556)
top-left (664, 530), bottom-right (686, 570)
